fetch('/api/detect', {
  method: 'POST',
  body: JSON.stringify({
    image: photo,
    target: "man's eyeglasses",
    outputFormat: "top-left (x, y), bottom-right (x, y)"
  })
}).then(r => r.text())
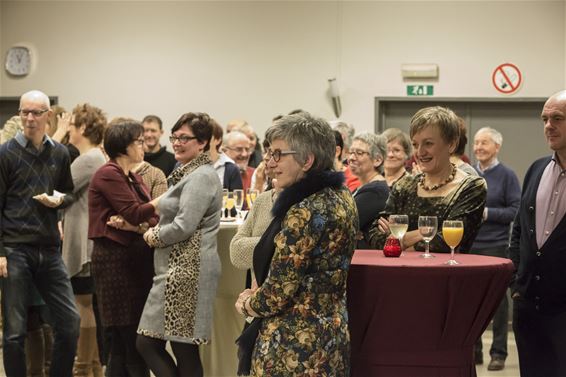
top-left (349, 149), bottom-right (370, 158)
top-left (133, 138), bottom-right (145, 146)
top-left (19, 109), bottom-right (49, 117)
top-left (269, 149), bottom-right (297, 162)
top-left (169, 135), bottom-right (198, 144)
top-left (225, 146), bottom-right (252, 154)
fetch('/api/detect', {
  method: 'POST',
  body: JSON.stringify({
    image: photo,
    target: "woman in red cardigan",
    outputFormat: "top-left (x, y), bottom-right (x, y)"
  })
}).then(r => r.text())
top-left (88, 119), bottom-right (158, 377)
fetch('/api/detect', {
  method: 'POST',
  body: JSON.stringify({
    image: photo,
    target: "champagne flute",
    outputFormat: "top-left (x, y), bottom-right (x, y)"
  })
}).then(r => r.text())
top-left (234, 189), bottom-right (244, 220)
top-left (225, 192), bottom-right (235, 220)
top-left (389, 214), bottom-right (409, 252)
top-left (221, 189), bottom-right (228, 220)
top-left (418, 216), bottom-right (437, 259)
top-left (443, 220), bottom-right (464, 265)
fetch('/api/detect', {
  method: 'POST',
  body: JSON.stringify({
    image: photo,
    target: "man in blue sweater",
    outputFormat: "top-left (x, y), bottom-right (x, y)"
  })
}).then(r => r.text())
top-left (472, 127), bottom-right (521, 371)
top-left (0, 90), bottom-right (80, 377)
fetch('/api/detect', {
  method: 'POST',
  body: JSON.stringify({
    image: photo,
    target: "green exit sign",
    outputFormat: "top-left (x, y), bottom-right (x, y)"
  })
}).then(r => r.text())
top-left (407, 85), bottom-right (434, 96)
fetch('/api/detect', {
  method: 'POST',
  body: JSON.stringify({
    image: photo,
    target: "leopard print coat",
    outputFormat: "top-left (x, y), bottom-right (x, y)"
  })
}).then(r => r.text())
top-left (138, 152), bottom-right (223, 343)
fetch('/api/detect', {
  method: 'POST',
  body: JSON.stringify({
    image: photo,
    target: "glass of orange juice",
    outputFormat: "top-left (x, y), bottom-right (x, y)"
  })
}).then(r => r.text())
top-left (249, 189), bottom-right (259, 206)
top-left (442, 220), bottom-right (464, 265)
top-left (225, 192), bottom-right (235, 220)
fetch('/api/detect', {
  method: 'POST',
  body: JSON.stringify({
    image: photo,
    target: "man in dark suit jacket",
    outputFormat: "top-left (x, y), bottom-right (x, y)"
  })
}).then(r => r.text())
top-left (510, 90), bottom-right (566, 377)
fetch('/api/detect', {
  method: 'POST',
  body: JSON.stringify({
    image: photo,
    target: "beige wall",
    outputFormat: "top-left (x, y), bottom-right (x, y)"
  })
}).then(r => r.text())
top-left (1, 1), bottom-right (565, 141)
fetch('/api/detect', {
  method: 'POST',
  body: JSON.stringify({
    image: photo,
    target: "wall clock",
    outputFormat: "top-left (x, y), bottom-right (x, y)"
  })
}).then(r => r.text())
top-left (5, 46), bottom-right (32, 76)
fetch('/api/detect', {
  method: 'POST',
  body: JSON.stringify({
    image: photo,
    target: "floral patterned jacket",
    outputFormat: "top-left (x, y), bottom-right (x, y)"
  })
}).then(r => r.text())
top-left (247, 170), bottom-right (359, 376)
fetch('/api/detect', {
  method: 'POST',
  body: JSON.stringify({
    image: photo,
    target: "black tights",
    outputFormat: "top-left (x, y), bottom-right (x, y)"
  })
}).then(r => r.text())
top-left (136, 334), bottom-right (203, 377)
top-left (107, 325), bottom-right (149, 377)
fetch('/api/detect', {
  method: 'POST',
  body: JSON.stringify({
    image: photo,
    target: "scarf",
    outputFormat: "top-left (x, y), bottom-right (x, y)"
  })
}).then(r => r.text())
top-left (166, 151), bottom-right (212, 187)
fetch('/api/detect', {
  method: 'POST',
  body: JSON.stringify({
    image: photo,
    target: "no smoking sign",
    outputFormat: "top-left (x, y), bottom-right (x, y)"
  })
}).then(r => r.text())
top-left (492, 63), bottom-right (522, 94)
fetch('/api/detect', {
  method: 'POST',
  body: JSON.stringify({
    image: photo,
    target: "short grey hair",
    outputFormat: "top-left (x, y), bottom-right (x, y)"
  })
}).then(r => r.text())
top-left (267, 112), bottom-right (335, 172)
top-left (20, 90), bottom-right (51, 109)
top-left (475, 127), bottom-right (503, 146)
top-left (331, 121), bottom-right (355, 149)
top-left (352, 132), bottom-right (387, 173)
top-left (223, 130), bottom-right (249, 146)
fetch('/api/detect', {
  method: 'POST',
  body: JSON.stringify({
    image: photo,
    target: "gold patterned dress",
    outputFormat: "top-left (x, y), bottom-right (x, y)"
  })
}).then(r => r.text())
top-left (367, 173), bottom-right (487, 252)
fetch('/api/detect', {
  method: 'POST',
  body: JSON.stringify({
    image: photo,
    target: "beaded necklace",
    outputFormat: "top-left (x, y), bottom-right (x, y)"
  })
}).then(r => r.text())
top-left (418, 163), bottom-right (457, 191)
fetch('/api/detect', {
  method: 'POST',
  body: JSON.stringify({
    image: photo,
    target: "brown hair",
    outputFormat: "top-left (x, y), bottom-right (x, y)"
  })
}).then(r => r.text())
top-left (47, 105), bottom-right (66, 137)
top-left (172, 112), bottom-right (218, 152)
top-left (409, 106), bottom-right (460, 146)
top-left (211, 121), bottom-right (224, 152)
top-left (73, 103), bottom-right (107, 145)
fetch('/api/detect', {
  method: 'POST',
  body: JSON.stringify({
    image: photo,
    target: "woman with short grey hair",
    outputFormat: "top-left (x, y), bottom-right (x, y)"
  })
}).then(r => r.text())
top-left (267, 113), bottom-right (336, 172)
top-left (234, 112), bottom-right (358, 376)
top-left (349, 132), bottom-right (389, 248)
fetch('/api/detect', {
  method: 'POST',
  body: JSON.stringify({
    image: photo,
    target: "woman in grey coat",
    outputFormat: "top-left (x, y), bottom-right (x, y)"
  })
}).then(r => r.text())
top-left (138, 112), bottom-right (223, 377)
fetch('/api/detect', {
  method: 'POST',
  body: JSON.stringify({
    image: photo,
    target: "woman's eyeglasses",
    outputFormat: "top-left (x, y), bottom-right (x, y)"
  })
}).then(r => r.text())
top-left (349, 149), bottom-right (370, 158)
top-left (169, 135), bottom-right (198, 144)
top-left (268, 149), bottom-right (297, 162)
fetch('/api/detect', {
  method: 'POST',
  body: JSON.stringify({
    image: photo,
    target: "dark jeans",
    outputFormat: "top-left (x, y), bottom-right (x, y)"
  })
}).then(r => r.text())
top-left (513, 298), bottom-right (566, 377)
top-left (473, 245), bottom-right (509, 359)
top-left (1, 245), bottom-right (80, 377)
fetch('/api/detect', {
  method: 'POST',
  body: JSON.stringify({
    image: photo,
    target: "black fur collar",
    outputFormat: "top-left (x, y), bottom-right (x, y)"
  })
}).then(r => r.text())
top-left (271, 170), bottom-right (345, 219)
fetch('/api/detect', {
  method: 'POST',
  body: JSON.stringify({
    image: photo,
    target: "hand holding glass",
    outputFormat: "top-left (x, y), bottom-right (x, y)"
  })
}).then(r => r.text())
top-left (443, 220), bottom-right (464, 265)
top-left (418, 216), bottom-right (437, 258)
top-left (389, 215), bottom-right (409, 251)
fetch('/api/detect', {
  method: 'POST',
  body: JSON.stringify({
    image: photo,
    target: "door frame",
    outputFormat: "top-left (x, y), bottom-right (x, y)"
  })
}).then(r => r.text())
top-left (375, 97), bottom-right (546, 133)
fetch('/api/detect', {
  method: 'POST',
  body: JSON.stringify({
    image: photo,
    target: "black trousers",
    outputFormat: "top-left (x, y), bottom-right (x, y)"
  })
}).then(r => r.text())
top-left (473, 245), bottom-right (509, 358)
top-left (513, 298), bottom-right (566, 377)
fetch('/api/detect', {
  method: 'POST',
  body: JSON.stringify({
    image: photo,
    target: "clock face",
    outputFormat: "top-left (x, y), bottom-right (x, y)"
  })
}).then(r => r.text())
top-left (5, 46), bottom-right (32, 76)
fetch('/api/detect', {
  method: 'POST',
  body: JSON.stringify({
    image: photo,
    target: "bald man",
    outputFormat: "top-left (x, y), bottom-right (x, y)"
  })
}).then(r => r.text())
top-left (510, 90), bottom-right (566, 377)
top-left (0, 90), bottom-right (80, 376)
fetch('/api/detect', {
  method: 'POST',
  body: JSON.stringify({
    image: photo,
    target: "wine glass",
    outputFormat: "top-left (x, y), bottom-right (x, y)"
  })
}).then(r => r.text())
top-left (221, 189), bottom-right (228, 220)
top-left (233, 189), bottom-right (244, 220)
top-left (442, 220), bottom-right (464, 265)
top-left (389, 214), bottom-right (409, 251)
top-left (418, 216), bottom-right (437, 259)
top-left (225, 192), bottom-right (235, 220)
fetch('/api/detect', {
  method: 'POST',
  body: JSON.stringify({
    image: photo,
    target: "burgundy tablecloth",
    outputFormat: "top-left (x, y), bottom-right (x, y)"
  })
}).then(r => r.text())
top-left (347, 250), bottom-right (514, 377)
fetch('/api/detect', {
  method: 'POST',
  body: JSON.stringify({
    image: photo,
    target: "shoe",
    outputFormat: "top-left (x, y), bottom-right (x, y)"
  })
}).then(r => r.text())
top-left (487, 356), bottom-right (505, 371)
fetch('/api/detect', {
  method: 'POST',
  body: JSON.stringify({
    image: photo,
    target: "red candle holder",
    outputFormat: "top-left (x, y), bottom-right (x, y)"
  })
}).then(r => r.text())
top-left (383, 237), bottom-right (402, 257)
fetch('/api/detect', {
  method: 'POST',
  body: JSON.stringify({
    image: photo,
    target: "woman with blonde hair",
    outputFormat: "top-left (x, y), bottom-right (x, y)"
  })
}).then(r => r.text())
top-left (367, 106), bottom-right (486, 253)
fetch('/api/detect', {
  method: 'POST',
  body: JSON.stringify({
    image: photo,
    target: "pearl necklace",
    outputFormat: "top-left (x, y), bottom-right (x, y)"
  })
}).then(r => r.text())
top-left (418, 163), bottom-right (457, 191)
